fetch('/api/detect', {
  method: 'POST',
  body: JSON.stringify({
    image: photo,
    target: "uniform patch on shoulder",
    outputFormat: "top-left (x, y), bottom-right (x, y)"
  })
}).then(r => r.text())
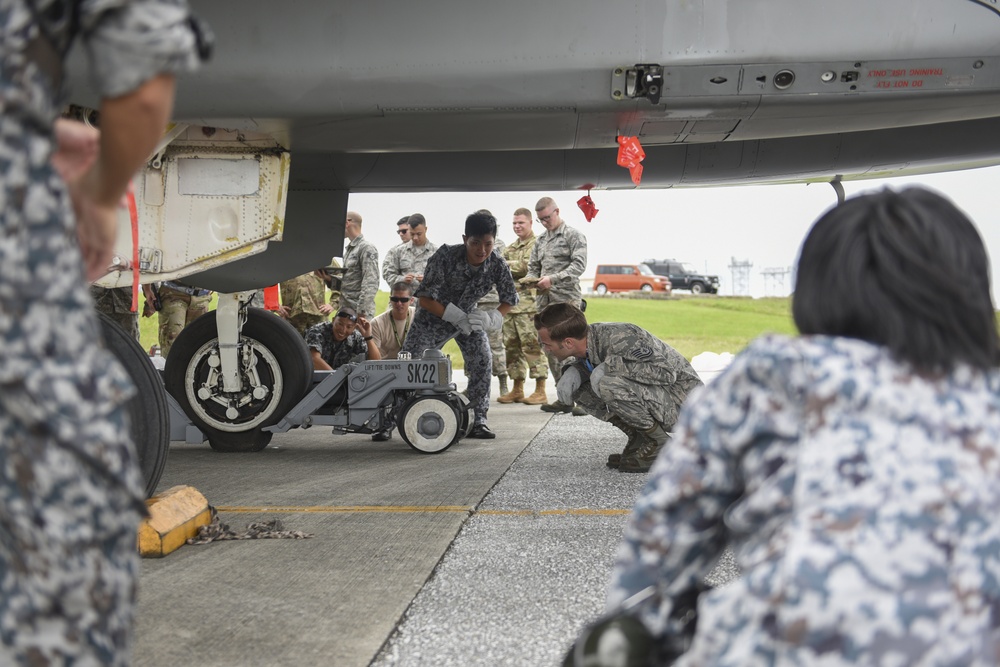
top-left (632, 344), bottom-right (654, 359)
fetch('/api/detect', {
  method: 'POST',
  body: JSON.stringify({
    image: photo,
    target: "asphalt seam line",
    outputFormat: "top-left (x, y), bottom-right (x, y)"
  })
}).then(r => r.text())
top-left (214, 505), bottom-right (631, 516)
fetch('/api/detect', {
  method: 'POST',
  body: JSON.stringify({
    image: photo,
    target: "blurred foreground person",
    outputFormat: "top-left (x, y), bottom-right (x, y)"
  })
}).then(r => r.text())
top-left (599, 188), bottom-right (1000, 665)
top-left (534, 303), bottom-right (702, 473)
top-left (0, 0), bottom-right (205, 663)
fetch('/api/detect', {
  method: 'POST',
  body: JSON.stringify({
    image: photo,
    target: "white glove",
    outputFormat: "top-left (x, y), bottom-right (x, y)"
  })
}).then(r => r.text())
top-left (589, 363), bottom-right (607, 395)
top-left (442, 303), bottom-right (472, 335)
top-left (468, 309), bottom-right (503, 332)
top-left (557, 366), bottom-right (582, 405)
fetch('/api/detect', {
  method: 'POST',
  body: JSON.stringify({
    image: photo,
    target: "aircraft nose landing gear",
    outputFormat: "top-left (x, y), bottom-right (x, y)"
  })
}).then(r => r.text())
top-left (164, 307), bottom-right (312, 452)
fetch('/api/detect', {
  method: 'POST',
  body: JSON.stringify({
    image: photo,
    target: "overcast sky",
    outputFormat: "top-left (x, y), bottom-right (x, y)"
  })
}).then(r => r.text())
top-left (349, 164), bottom-right (1000, 299)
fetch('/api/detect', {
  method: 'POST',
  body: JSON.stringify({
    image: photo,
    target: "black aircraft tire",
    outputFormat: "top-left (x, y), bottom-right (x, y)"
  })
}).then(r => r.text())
top-left (164, 308), bottom-right (311, 453)
top-left (97, 313), bottom-right (170, 498)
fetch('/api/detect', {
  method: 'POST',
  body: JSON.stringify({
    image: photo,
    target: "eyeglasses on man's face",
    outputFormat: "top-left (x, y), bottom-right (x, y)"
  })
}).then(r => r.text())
top-left (396, 229), bottom-right (408, 236)
top-left (537, 209), bottom-right (557, 223)
top-left (389, 296), bottom-right (411, 303)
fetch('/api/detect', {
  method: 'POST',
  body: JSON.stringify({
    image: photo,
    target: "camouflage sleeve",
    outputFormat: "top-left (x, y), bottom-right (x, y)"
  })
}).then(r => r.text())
top-left (503, 244), bottom-right (528, 279)
top-left (413, 246), bottom-right (448, 304)
top-left (596, 326), bottom-right (687, 386)
top-left (348, 332), bottom-right (368, 358)
top-left (80, 0), bottom-right (205, 98)
top-left (382, 245), bottom-right (401, 287)
top-left (303, 324), bottom-right (324, 355)
top-left (552, 227), bottom-right (587, 282)
top-left (607, 338), bottom-right (801, 642)
top-left (493, 256), bottom-right (519, 307)
top-left (359, 245), bottom-right (380, 317)
top-left (525, 239), bottom-right (541, 280)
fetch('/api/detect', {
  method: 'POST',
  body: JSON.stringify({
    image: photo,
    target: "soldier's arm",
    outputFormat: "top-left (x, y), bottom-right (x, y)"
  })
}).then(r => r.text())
top-left (383, 247), bottom-right (407, 286)
top-left (381, 246), bottom-right (399, 286)
top-left (525, 241), bottom-right (541, 280)
top-left (311, 349), bottom-right (333, 371)
top-left (69, 74), bottom-right (177, 280)
top-left (552, 230), bottom-right (588, 283)
top-left (412, 248), bottom-right (447, 312)
top-left (359, 247), bottom-right (380, 317)
top-left (494, 258), bottom-right (520, 311)
top-left (504, 245), bottom-right (530, 279)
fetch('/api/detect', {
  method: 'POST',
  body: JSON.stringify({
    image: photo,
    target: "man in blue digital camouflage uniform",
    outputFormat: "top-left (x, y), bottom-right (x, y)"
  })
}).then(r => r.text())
top-left (0, 0), bottom-right (205, 663)
top-left (401, 211), bottom-right (518, 439)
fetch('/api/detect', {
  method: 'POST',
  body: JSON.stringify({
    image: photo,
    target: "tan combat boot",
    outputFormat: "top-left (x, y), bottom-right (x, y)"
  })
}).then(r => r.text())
top-left (619, 424), bottom-right (670, 473)
top-left (497, 379), bottom-right (524, 404)
top-left (521, 378), bottom-right (548, 405)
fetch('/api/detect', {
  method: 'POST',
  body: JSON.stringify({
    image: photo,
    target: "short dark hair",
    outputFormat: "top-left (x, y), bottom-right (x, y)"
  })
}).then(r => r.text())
top-left (396, 216), bottom-right (410, 226)
top-left (407, 213), bottom-right (426, 229)
top-left (465, 210), bottom-right (497, 238)
top-left (534, 303), bottom-right (588, 340)
top-left (793, 187), bottom-right (998, 372)
top-left (390, 281), bottom-right (413, 294)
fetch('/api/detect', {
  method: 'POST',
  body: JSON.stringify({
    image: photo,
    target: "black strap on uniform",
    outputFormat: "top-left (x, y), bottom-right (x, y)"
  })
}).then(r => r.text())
top-left (22, 0), bottom-right (80, 91)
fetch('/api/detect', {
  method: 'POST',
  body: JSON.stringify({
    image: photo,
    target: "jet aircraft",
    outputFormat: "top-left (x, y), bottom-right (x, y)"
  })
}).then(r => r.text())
top-left (69, 0), bottom-right (1000, 490)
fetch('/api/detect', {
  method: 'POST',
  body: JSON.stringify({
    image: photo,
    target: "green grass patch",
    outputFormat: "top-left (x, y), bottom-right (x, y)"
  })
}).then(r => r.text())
top-left (138, 291), bottom-right (796, 370)
top-left (582, 296), bottom-right (796, 360)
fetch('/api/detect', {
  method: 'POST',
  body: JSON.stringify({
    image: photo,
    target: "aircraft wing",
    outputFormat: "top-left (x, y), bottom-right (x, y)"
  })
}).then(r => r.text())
top-left (78, 0), bottom-right (1000, 291)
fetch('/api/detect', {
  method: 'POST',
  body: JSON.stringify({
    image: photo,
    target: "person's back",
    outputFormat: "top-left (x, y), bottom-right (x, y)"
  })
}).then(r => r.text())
top-left (670, 332), bottom-right (1000, 664)
top-left (601, 187), bottom-right (1000, 665)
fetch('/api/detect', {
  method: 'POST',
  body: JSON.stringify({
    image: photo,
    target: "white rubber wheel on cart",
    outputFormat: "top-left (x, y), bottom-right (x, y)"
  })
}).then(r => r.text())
top-left (398, 395), bottom-right (462, 453)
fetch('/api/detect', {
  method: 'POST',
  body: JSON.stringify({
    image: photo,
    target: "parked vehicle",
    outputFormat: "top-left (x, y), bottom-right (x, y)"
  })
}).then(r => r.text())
top-left (641, 259), bottom-right (720, 294)
top-left (593, 264), bottom-right (671, 295)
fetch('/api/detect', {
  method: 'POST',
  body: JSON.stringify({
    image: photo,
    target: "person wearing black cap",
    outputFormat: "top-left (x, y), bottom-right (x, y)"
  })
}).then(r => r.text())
top-left (305, 306), bottom-right (381, 371)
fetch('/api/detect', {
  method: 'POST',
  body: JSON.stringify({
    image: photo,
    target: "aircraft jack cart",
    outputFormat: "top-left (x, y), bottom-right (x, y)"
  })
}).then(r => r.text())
top-left (263, 349), bottom-right (474, 454)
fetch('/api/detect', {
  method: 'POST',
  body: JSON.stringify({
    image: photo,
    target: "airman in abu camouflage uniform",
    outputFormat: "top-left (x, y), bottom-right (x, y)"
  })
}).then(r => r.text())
top-left (534, 303), bottom-right (702, 472)
top-left (382, 213), bottom-right (437, 296)
top-left (497, 208), bottom-right (548, 405)
top-left (380, 215), bottom-right (412, 286)
top-left (402, 211), bottom-right (517, 439)
top-left (524, 196), bottom-right (587, 415)
top-left (339, 211), bottom-right (379, 318)
top-left (91, 285), bottom-right (140, 341)
top-left (0, 0), bottom-right (205, 663)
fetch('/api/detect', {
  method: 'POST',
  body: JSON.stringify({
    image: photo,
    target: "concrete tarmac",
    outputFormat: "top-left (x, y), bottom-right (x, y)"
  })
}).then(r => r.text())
top-left (137, 375), bottom-right (738, 666)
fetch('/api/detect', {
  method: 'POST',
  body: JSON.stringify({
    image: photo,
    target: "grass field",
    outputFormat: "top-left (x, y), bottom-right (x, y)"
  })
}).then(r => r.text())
top-left (139, 293), bottom-right (797, 369)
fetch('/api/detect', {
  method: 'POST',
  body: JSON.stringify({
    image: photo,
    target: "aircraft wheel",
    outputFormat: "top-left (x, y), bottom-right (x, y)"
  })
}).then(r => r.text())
top-left (595, 284), bottom-right (608, 295)
top-left (164, 308), bottom-right (311, 453)
top-left (98, 314), bottom-right (170, 498)
top-left (398, 395), bottom-right (461, 454)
